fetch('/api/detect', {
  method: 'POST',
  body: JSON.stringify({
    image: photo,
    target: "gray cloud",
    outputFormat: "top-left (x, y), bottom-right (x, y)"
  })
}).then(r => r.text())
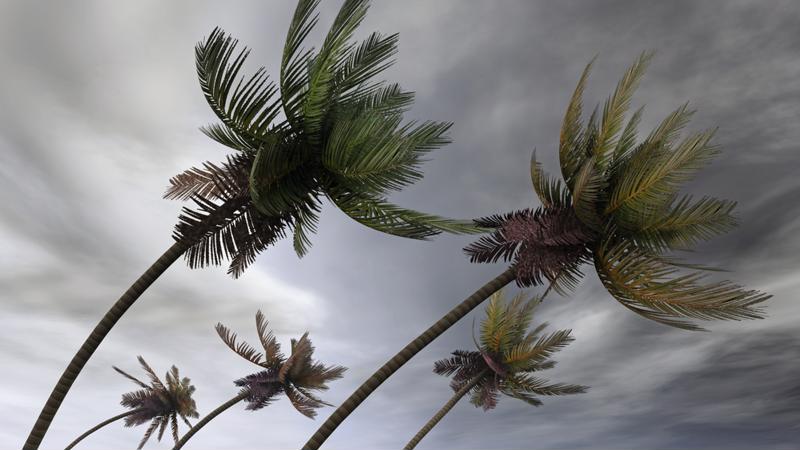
top-left (1, 0), bottom-right (798, 449)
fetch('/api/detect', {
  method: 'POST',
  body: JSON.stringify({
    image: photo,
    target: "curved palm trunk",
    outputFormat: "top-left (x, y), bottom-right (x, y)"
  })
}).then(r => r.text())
top-left (25, 197), bottom-right (249, 450)
top-left (404, 371), bottom-right (487, 450)
top-left (172, 391), bottom-right (249, 450)
top-left (301, 268), bottom-right (515, 450)
top-left (64, 409), bottom-right (143, 450)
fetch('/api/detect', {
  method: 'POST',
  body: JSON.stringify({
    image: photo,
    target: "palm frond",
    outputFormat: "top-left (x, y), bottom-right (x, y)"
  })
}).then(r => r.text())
top-left (594, 50), bottom-right (654, 169)
top-left (570, 156), bottom-right (605, 231)
top-left (281, 0), bottom-right (321, 128)
top-left (137, 418), bottom-right (161, 450)
top-left (301, 0), bottom-right (370, 146)
top-left (329, 189), bottom-right (480, 238)
top-left (530, 149), bottom-right (571, 208)
top-left (285, 385), bottom-right (323, 418)
top-left (113, 366), bottom-right (149, 389)
top-left (215, 323), bottom-right (264, 365)
top-left (255, 310), bottom-right (284, 365)
top-left (136, 357), bottom-right (165, 391)
top-left (164, 153), bottom-right (252, 201)
top-left (504, 373), bottom-right (587, 396)
top-left (196, 28), bottom-right (282, 148)
top-left (560, 55), bottom-right (597, 189)
top-left (632, 195), bottom-right (738, 252)
top-left (594, 239), bottom-right (770, 330)
top-left (433, 350), bottom-right (482, 377)
top-left (606, 108), bottom-right (709, 221)
top-left (608, 105), bottom-right (645, 174)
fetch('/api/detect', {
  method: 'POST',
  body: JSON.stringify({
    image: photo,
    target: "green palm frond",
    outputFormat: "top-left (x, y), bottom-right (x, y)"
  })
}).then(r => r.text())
top-left (559, 55), bottom-right (597, 190)
top-left (503, 329), bottom-right (574, 370)
top-left (292, 204), bottom-right (321, 257)
top-left (606, 127), bottom-right (721, 228)
top-left (503, 373), bottom-right (587, 396)
top-left (632, 194), bottom-right (738, 253)
top-left (280, 0), bottom-right (321, 129)
top-left (530, 149), bottom-right (571, 208)
top-left (608, 105), bottom-right (645, 174)
top-left (570, 155), bottom-right (606, 231)
top-left (196, 28), bottom-right (283, 150)
top-left (594, 50), bottom-right (654, 170)
top-left (302, 0), bottom-right (370, 146)
top-left (594, 239), bottom-right (770, 330)
top-left (329, 189), bottom-right (480, 238)
top-left (333, 31), bottom-right (398, 103)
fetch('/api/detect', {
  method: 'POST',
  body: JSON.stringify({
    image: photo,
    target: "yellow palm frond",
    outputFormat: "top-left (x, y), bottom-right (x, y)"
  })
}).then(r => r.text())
top-left (530, 149), bottom-right (571, 208)
top-left (559, 55), bottom-right (597, 190)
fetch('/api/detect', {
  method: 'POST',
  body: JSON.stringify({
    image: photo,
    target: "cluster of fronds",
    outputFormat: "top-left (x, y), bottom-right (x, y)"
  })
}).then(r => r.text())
top-left (465, 208), bottom-right (594, 291)
top-left (433, 290), bottom-right (586, 411)
top-left (216, 310), bottom-right (347, 418)
top-left (465, 51), bottom-right (770, 330)
top-left (164, 0), bottom-right (481, 279)
top-left (113, 357), bottom-right (199, 449)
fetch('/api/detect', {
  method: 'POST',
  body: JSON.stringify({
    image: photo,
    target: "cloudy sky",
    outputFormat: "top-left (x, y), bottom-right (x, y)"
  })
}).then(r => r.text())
top-left (2, 1), bottom-right (799, 449)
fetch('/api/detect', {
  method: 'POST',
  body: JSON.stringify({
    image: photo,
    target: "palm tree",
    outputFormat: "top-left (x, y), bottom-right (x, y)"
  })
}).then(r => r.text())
top-left (172, 310), bottom-right (345, 449)
top-left (301, 51), bottom-right (772, 450)
top-left (25, 1), bottom-right (480, 447)
top-left (404, 289), bottom-right (586, 450)
top-left (65, 357), bottom-right (198, 450)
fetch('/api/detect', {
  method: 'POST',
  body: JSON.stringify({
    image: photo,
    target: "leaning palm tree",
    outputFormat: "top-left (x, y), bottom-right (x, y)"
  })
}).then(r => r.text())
top-left (172, 310), bottom-right (345, 449)
top-left (301, 50), bottom-right (772, 449)
top-left (25, 1), bottom-right (480, 447)
top-left (404, 289), bottom-right (586, 450)
top-left (65, 357), bottom-right (198, 450)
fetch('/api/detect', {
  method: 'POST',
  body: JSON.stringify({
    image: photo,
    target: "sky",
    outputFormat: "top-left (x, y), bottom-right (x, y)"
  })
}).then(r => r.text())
top-left (1, 1), bottom-right (799, 449)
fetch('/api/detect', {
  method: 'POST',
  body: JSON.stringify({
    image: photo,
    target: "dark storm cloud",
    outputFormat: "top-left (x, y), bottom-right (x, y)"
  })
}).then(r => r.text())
top-left (1, 0), bottom-right (798, 449)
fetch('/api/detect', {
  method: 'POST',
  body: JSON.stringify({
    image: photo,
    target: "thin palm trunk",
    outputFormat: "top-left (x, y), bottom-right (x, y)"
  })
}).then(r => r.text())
top-left (172, 391), bottom-right (249, 450)
top-left (25, 197), bottom-right (248, 450)
top-left (64, 409), bottom-right (143, 450)
top-left (403, 370), bottom-right (488, 450)
top-left (301, 268), bottom-right (516, 450)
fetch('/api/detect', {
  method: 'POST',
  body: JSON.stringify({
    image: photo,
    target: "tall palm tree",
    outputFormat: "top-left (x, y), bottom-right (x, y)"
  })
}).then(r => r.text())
top-left (65, 357), bottom-right (198, 450)
top-left (301, 51), bottom-right (772, 450)
top-left (172, 310), bottom-right (345, 449)
top-left (25, 1), bottom-right (480, 447)
top-left (404, 289), bottom-right (586, 450)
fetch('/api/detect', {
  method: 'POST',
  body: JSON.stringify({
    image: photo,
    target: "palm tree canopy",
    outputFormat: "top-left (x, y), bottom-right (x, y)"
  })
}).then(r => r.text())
top-left (465, 51), bottom-right (771, 331)
top-left (434, 289), bottom-right (586, 411)
top-left (164, 0), bottom-right (482, 279)
top-left (216, 310), bottom-right (346, 418)
top-left (113, 356), bottom-right (199, 449)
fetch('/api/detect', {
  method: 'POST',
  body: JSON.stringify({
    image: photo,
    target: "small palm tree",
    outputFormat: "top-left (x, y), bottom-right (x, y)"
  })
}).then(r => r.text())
top-left (301, 51), bottom-right (772, 449)
top-left (404, 289), bottom-right (585, 450)
top-left (65, 357), bottom-right (198, 450)
top-left (172, 310), bottom-right (345, 449)
top-left (26, 1), bottom-right (479, 447)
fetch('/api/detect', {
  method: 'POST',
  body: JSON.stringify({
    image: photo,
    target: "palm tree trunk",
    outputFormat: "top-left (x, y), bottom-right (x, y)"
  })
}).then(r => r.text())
top-left (301, 268), bottom-right (516, 450)
top-left (172, 391), bottom-right (249, 450)
top-left (404, 370), bottom-right (487, 450)
top-left (64, 409), bottom-right (143, 450)
top-left (25, 197), bottom-right (249, 450)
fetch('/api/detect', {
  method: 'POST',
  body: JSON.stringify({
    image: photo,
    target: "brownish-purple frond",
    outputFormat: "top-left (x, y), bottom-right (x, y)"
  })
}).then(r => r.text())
top-left (433, 350), bottom-right (482, 377)
top-left (164, 153), bottom-right (253, 201)
top-left (234, 369), bottom-right (284, 410)
top-left (465, 207), bottom-right (595, 288)
top-left (215, 322), bottom-right (265, 365)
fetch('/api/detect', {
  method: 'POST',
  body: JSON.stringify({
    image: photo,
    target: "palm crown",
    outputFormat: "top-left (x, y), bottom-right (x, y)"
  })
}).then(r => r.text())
top-left (436, 289), bottom-right (586, 410)
top-left (216, 310), bottom-right (347, 418)
top-left (465, 51), bottom-right (770, 330)
top-left (166, 0), bottom-right (478, 278)
top-left (112, 357), bottom-right (199, 449)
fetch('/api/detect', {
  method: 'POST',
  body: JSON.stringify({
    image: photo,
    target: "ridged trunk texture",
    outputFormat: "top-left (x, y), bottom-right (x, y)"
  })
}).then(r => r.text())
top-left (24, 196), bottom-right (249, 450)
top-left (171, 392), bottom-right (249, 450)
top-left (404, 371), bottom-right (487, 450)
top-left (64, 409), bottom-right (142, 450)
top-left (301, 268), bottom-right (515, 450)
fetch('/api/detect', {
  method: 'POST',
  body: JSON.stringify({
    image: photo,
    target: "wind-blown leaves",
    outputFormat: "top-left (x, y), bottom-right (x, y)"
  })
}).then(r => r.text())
top-left (594, 239), bottom-right (769, 330)
top-left (530, 149), bottom-right (570, 208)
top-left (559, 55), bottom-right (597, 190)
